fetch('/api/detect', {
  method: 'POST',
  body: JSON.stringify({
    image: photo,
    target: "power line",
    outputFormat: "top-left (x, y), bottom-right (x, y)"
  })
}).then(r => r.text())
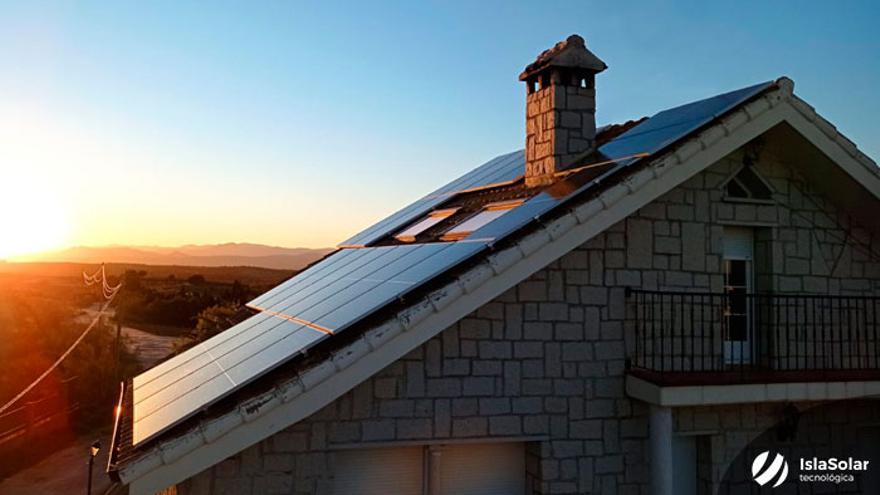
top-left (0, 265), bottom-right (122, 416)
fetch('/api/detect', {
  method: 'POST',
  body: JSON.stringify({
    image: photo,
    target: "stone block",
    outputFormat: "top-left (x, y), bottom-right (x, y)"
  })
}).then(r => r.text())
top-left (472, 360), bottom-right (503, 376)
top-left (522, 378), bottom-right (552, 396)
top-left (580, 286), bottom-right (608, 305)
top-left (442, 358), bottom-right (470, 376)
top-left (518, 280), bottom-right (548, 301)
top-left (539, 302), bottom-right (569, 321)
top-left (452, 398), bottom-right (478, 416)
top-left (562, 342), bottom-right (591, 361)
top-left (362, 420), bottom-right (395, 441)
top-left (459, 319), bottom-right (491, 339)
top-left (571, 419), bottom-right (603, 439)
top-left (524, 321), bottom-right (554, 340)
top-left (626, 218), bottom-right (653, 269)
top-left (380, 400), bottom-right (414, 418)
top-left (373, 378), bottom-right (397, 399)
top-left (463, 376), bottom-right (494, 396)
top-left (594, 341), bottom-right (624, 361)
top-left (489, 415), bottom-right (522, 435)
top-left (545, 343), bottom-right (562, 377)
top-left (479, 397), bottom-right (512, 415)
top-left (479, 341), bottom-right (512, 359)
top-left (328, 422), bottom-right (360, 444)
top-left (504, 361), bottom-right (522, 395)
top-left (404, 362), bottom-right (425, 397)
top-left (585, 399), bottom-right (616, 418)
top-left (522, 359), bottom-right (544, 377)
top-left (435, 399), bottom-right (451, 437)
top-left (397, 418), bottom-right (432, 439)
top-left (555, 322), bottom-right (584, 341)
top-left (452, 417), bottom-right (488, 437)
top-left (524, 415), bottom-right (550, 434)
top-left (426, 378), bottom-right (461, 397)
top-left (595, 455), bottom-right (623, 474)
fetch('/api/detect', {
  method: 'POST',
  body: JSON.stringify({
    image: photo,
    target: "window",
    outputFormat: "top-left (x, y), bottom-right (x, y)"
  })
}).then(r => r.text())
top-left (723, 166), bottom-right (773, 201)
top-left (394, 208), bottom-right (459, 242)
top-left (440, 199), bottom-right (524, 241)
top-left (722, 227), bottom-right (754, 364)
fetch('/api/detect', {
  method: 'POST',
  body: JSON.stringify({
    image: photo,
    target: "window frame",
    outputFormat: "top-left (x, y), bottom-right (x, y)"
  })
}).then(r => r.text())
top-left (720, 164), bottom-right (775, 204)
top-left (440, 199), bottom-right (524, 241)
top-left (394, 208), bottom-right (460, 243)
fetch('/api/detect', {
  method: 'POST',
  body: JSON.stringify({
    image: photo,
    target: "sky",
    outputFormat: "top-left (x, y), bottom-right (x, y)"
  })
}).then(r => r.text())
top-left (1, 1), bottom-right (879, 257)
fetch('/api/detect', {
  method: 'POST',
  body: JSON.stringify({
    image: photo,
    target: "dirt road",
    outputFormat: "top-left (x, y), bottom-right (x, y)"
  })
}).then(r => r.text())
top-left (0, 430), bottom-right (113, 495)
top-left (122, 325), bottom-right (179, 368)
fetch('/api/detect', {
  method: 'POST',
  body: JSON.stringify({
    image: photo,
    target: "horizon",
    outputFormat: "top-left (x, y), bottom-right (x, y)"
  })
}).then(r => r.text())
top-left (2, 1), bottom-right (879, 259)
top-left (1, 241), bottom-right (333, 266)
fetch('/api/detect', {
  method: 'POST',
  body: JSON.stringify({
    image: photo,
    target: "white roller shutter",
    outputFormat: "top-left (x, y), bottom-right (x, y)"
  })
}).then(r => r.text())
top-left (333, 446), bottom-right (424, 495)
top-left (436, 442), bottom-right (525, 495)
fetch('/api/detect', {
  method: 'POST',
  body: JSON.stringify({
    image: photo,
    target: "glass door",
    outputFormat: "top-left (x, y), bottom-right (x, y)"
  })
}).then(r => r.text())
top-left (723, 227), bottom-right (754, 365)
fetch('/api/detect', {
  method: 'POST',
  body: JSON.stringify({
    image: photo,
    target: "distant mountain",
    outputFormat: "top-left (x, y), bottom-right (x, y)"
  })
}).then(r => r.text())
top-left (10, 243), bottom-right (333, 271)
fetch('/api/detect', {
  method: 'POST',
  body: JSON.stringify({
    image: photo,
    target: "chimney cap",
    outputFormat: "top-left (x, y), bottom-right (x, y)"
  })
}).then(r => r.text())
top-left (519, 34), bottom-right (607, 81)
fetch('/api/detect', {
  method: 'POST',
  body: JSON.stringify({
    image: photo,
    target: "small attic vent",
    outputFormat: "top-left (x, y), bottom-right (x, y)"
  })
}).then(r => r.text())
top-left (724, 166), bottom-right (773, 201)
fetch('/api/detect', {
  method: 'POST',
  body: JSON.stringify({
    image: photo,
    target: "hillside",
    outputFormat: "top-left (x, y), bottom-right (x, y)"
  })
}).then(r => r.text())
top-left (0, 261), bottom-right (295, 287)
top-left (8, 243), bottom-right (333, 271)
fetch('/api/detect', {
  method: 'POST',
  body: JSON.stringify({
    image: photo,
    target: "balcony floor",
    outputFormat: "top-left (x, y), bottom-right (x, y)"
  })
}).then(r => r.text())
top-left (628, 367), bottom-right (880, 387)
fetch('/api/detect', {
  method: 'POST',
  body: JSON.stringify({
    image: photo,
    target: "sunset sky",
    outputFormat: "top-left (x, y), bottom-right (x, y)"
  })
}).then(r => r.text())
top-left (2, 1), bottom-right (879, 258)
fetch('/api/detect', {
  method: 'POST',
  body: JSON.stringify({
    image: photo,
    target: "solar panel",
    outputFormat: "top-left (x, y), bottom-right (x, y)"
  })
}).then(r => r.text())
top-left (338, 150), bottom-right (523, 247)
top-left (132, 242), bottom-right (486, 445)
top-left (599, 81), bottom-right (772, 160)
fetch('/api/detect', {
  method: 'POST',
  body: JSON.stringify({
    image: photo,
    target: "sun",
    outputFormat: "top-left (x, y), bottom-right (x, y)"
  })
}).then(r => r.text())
top-left (0, 178), bottom-right (70, 259)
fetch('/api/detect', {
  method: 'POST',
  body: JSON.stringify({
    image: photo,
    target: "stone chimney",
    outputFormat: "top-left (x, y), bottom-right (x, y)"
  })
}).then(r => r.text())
top-left (520, 35), bottom-right (607, 187)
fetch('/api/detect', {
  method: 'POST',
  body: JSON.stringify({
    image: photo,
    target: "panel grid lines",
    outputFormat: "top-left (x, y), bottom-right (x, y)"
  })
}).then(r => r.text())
top-left (132, 241), bottom-right (486, 445)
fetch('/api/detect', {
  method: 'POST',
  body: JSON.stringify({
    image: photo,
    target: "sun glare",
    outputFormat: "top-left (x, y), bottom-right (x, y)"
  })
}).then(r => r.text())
top-left (0, 177), bottom-right (70, 259)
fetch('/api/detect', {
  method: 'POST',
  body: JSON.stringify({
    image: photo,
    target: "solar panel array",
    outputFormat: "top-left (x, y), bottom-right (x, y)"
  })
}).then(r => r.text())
top-left (132, 242), bottom-right (486, 445)
top-left (131, 81), bottom-right (774, 447)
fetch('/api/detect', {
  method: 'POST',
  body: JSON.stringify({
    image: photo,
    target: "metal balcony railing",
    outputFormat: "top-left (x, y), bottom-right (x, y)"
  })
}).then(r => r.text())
top-left (627, 289), bottom-right (880, 378)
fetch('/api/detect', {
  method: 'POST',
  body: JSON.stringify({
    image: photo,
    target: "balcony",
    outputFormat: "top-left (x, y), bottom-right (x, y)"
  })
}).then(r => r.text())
top-left (625, 289), bottom-right (880, 406)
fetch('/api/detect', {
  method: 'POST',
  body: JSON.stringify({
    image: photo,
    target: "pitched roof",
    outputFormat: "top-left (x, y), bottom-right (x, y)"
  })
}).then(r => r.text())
top-left (109, 77), bottom-right (880, 495)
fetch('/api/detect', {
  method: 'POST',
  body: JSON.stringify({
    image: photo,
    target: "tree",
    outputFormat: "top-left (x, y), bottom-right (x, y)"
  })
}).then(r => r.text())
top-left (175, 303), bottom-right (251, 353)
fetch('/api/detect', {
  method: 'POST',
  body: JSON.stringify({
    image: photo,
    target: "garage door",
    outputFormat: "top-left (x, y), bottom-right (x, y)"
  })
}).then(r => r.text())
top-left (334, 446), bottom-right (424, 495)
top-left (333, 442), bottom-right (524, 495)
top-left (437, 442), bottom-right (525, 495)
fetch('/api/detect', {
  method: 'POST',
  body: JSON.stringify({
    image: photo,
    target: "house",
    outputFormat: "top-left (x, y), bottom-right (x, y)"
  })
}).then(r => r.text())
top-left (107, 35), bottom-right (880, 494)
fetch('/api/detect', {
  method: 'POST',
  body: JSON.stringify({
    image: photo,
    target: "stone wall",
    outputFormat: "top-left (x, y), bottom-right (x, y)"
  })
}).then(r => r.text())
top-left (177, 144), bottom-right (880, 495)
top-left (525, 79), bottom-right (597, 187)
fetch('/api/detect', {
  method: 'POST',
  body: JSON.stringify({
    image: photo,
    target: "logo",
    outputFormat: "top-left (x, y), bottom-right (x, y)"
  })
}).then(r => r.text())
top-left (752, 451), bottom-right (789, 488)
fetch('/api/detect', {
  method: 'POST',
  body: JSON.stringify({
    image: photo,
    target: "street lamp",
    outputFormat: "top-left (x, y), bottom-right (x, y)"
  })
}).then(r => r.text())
top-left (87, 440), bottom-right (101, 495)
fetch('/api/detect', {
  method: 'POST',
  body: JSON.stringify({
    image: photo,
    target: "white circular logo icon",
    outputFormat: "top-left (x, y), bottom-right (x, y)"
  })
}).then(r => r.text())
top-left (751, 451), bottom-right (789, 488)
